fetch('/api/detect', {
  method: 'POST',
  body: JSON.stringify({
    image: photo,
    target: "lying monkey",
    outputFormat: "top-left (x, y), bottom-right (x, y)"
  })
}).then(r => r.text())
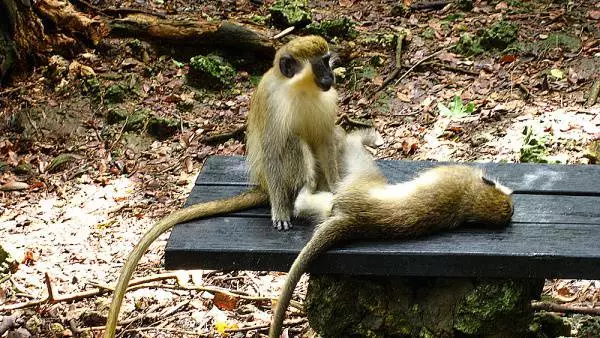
top-left (269, 130), bottom-right (514, 338)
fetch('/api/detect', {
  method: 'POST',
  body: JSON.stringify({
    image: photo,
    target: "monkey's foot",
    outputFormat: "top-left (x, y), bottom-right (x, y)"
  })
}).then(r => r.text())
top-left (273, 220), bottom-right (292, 231)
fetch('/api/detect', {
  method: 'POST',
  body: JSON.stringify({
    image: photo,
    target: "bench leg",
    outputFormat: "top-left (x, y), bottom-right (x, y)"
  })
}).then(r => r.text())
top-left (304, 275), bottom-right (544, 337)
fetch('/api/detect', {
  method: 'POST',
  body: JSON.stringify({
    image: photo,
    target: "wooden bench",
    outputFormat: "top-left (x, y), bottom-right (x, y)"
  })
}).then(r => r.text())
top-left (165, 156), bottom-right (600, 336)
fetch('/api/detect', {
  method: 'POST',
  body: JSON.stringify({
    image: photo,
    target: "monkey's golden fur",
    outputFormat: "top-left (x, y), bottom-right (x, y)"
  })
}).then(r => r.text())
top-left (247, 35), bottom-right (339, 228)
top-left (269, 131), bottom-right (514, 338)
top-left (104, 36), bottom-right (338, 338)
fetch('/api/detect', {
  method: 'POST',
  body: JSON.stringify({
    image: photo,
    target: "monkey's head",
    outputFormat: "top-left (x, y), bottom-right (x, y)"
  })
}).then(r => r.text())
top-left (275, 35), bottom-right (335, 92)
top-left (463, 169), bottom-right (514, 229)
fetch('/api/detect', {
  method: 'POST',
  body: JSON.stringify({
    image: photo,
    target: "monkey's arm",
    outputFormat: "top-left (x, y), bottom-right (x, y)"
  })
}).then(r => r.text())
top-left (103, 188), bottom-right (268, 338)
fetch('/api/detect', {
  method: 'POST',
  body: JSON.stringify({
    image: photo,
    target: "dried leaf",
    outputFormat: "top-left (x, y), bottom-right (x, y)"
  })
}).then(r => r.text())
top-left (339, 0), bottom-right (355, 7)
top-left (499, 55), bottom-right (517, 64)
top-left (213, 291), bottom-right (239, 311)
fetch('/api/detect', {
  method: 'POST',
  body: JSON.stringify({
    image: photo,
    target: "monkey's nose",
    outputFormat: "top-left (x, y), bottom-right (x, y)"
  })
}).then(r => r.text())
top-left (317, 76), bottom-right (333, 91)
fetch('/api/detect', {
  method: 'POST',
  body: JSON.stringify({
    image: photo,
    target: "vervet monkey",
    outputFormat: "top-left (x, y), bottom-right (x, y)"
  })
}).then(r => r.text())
top-left (104, 35), bottom-right (339, 338)
top-left (269, 131), bottom-right (514, 338)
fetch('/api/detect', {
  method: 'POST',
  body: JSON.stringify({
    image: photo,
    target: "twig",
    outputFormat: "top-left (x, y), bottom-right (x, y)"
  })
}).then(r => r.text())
top-left (336, 114), bottom-right (374, 128)
top-left (201, 125), bottom-right (246, 144)
top-left (0, 274), bottom-right (10, 284)
top-left (0, 82), bottom-right (37, 96)
top-left (226, 318), bottom-right (307, 333)
top-left (375, 32), bottom-right (407, 93)
top-left (531, 301), bottom-right (600, 315)
top-left (273, 26), bottom-right (295, 40)
top-left (586, 79), bottom-right (600, 107)
top-left (425, 61), bottom-right (479, 76)
top-left (0, 273), bottom-right (181, 311)
top-left (393, 48), bottom-right (448, 86)
top-left (517, 83), bottom-right (531, 100)
top-left (109, 115), bottom-right (129, 152)
top-left (410, 0), bottom-right (450, 11)
top-left (123, 327), bottom-right (208, 336)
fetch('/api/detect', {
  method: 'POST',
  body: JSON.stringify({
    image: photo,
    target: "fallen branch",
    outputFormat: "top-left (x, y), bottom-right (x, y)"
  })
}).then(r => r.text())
top-left (531, 301), bottom-right (600, 315)
top-left (336, 114), bottom-right (374, 128)
top-left (393, 48), bottom-right (448, 87)
top-left (201, 125), bottom-right (246, 144)
top-left (586, 79), bottom-right (600, 107)
top-left (226, 318), bottom-right (307, 333)
top-left (410, 0), bottom-right (450, 11)
top-left (425, 61), bottom-right (479, 76)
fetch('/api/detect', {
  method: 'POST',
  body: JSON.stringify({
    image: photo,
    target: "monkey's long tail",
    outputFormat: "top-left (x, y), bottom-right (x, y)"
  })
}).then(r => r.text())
top-left (269, 216), bottom-right (351, 338)
top-left (104, 188), bottom-right (268, 338)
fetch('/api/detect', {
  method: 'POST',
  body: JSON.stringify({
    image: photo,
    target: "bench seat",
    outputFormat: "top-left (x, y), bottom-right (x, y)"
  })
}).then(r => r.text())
top-left (164, 156), bottom-right (600, 279)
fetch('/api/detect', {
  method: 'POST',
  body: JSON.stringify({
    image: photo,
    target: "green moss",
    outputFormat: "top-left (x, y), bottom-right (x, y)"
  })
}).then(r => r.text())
top-left (577, 316), bottom-right (600, 337)
top-left (529, 312), bottom-right (571, 337)
top-left (0, 245), bottom-right (14, 274)
top-left (443, 13), bottom-right (464, 22)
top-left (358, 33), bottom-right (396, 48)
top-left (106, 108), bottom-right (149, 132)
top-left (104, 83), bottom-right (127, 104)
top-left (520, 126), bottom-right (553, 163)
top-left (188, 55), bottom-right (236, 89)
top-left (454, 33), bottom-right (486, 56)
top-left (454, 21), bottom-right (517, 56)
top-left (250, 15), bottom-right (267, 25)
top-left (479, 21), bottom-right (518, 50)
top-left (422, 27), bottom-right (436, 40)
top-left (148, 116), bottom-right (179, 140)
top-left (82, 77), bottom-right (101, 97)
top-left (305, 17), bottom-right (358, 40)
top-left (269, 0), bottom-right (311, 28)
top-left (456, 0), bottom-right (474, 10)
top-left (454, 280), bottom-right (541, 336)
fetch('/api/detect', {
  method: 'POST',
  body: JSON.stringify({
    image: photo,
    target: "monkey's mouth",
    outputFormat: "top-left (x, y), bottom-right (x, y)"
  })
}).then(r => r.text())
top-left (316, 77), bottom-right (333, 91)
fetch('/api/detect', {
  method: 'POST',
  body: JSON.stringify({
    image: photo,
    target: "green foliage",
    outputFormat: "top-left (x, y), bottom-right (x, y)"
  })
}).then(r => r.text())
top-left (104, 84), bottom-right (127, 104)
top-left (437, 96), bottom-right (475, 117)
top-left (305, 17), bottom-right (358, 40)
top-left (82, 77), bottom-right (101, 97)
top-left (443, 13), bottom-right (464, 22)
top-left (519, 126), bottom-right (553, 163)
top-left (250, 15), bottom-right (267, 25)
top-left (269, 0), bottom-right (311, 28)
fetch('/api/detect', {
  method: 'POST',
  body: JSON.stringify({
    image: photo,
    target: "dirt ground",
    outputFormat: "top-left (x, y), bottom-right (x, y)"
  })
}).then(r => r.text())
top-left (1, 0), bottom-right (599, 337)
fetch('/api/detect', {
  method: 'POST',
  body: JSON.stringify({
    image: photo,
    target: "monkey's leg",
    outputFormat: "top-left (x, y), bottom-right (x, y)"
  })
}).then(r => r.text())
top-left (315, 138), bottom-right (340, 191)
top-left (263, 137), bottom-right (308, 230)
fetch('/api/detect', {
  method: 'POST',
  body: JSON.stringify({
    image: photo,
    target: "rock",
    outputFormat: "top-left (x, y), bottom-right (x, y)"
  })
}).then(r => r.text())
top-left (269, 0), bottom-right (312, 28)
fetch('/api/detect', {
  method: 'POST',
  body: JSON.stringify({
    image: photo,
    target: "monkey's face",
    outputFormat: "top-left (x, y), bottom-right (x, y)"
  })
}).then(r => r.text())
top-left (276, 36), bottom-right (335, 92)
top-left (469, 175), bottom-right (514, 228)
top-left (279, 53), bottom-right (334, 91)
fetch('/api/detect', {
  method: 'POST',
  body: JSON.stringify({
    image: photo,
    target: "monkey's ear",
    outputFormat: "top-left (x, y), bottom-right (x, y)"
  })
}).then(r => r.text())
top-left (279, 54), bottom-right (300, 78)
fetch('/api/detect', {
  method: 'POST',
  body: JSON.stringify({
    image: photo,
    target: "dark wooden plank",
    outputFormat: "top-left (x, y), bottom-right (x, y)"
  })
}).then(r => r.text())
top-left (165, 216), bottom-right (600, 278)
top-left (197, 156), bottom-right (600, 195)
top-left (185, 185), bottom-right (600, 225)
top-left (165, 156), bottom-right (600, 278)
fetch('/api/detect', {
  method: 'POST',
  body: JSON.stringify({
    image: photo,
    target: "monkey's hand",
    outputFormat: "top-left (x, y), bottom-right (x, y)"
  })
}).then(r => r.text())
top-left (273, 219), bottom-right (292, 231)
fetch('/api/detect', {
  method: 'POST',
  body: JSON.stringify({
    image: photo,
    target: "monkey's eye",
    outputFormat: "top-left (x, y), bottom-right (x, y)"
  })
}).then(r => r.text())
top-left (279, 55), bottom-right (300, 78)
top-left (481, 176), bottom-right (496, 186)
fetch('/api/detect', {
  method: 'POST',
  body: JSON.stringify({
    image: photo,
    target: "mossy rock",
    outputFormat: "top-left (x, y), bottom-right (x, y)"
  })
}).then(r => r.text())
top-left (188, 55), bottom-right (236, 89)
top-left (106, 108), bottom-right (149, 132)
top-left (575, 315), bottom-right (600, 338)
top-left (147, 116), bottom-right (179, 140)
top-left (522, 33), bottom-right (582, 58)
top-left (103, 83), bottom-right (128, 104)
top-left (305, 275), bottom-right (543, 337)
top-left (479, 21), bottom-right (518, 51)
top-left (529, 312), bottom-right (571, 337)
top-left (269, 0), bottom-right (312, 28)
top-left (13, 162), bottom-right (32, 174)
top-left (305, 17), bottom-right (357, 40)
top-left (454, 21), bottom-right (518, 56)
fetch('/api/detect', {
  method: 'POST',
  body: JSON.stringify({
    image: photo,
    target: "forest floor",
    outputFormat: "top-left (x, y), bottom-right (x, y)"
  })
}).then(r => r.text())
top-left (1, 0), bottom-right (600, 337)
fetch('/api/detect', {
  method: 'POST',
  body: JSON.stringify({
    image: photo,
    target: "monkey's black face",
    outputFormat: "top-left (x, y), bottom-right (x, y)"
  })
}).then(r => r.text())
top-left (311, 54), bottom-right (334, 91)
top-left (279, 53), bottom-right (334, 91)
